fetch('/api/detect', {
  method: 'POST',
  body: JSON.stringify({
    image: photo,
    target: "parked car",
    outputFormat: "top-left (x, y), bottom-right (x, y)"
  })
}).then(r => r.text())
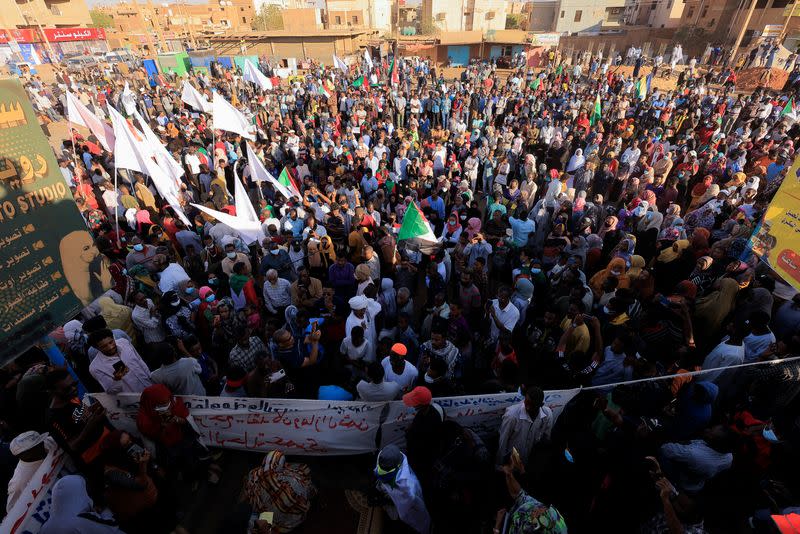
top-left (65, 55), bottom-right (97, 71)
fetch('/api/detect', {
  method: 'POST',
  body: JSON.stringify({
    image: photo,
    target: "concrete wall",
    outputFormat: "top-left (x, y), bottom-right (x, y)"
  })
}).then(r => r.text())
top-left (554, 0), bottom-right (626, 33)
top-left (283, 8), bottom-right (323, 33)
top-left (529, 3), bottom-right (557, 31)
top-left (5, 0), bottom-right (92, 28)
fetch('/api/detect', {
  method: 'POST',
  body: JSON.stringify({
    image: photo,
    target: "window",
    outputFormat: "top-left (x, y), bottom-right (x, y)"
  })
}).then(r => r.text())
top-left (560, 10), bottom-right (565, 18)
top-left (242, 16), bottom-right (246, 22)
top-left (700, 5), bottom-right (708, 17)
top-left (605, 6), bottom-right (623, 22)
top-left (708, 17), bottom-right (715, 26)
top-left (651, 3), bottom-right (656, 9)
top-left (335, 15), bottom-right (341, 24)
top-left (686, 6), bottom-right (694, 17)
top-left (574, 9), bottom-right (582, 21)
top-left (352, 15), bottom-right (358, 23)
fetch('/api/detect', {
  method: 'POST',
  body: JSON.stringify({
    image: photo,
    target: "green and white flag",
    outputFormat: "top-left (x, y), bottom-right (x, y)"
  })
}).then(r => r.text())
top-left (397, 201), bottom-right (440, 254)
top-left (351, 76), bottom-right (364, 88)
top-left (590, 93), bottom-right (601, 126)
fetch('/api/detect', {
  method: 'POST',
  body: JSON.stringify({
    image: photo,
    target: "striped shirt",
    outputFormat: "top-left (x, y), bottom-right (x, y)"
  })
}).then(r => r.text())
top-left (262, 278), bottom-right (292, 313)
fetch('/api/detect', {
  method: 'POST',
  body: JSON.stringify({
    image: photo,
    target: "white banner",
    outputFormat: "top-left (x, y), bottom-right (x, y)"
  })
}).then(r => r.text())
top-left (381, 389), bottom-right (580, 449)
top-left (93, 394), bottom-right (384, 456)
top-left (0, 448), bottom-right (77, 534)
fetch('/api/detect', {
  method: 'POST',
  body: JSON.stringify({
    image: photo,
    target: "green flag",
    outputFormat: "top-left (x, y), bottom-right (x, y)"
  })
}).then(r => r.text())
top-left (590, 94), bottom-right (602, 126)
top-left (782, 97), bottom-right (794, 116)
top-left (351, 76), bottom-right (364, 88)
top-left (530, 77), bottom-right (540, 90)
top-left (278, 167), bottom-right (300, 196)
top-left (636, 77), bottom-right (647, 100)
top-left (397, 201), bottom-right (440, 254)
top-left (555, 64), bottom-right (563, 76)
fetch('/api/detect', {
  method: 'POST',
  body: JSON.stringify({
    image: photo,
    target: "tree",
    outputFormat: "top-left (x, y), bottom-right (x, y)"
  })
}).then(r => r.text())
top-left (418, 19), bottom-right (440, 35)
top-left (89, 9), bottom-right (114, 29)
top-left (253, 5), bottom-right (284, 31)
top-left (505, 13), bottom-right (524, 30)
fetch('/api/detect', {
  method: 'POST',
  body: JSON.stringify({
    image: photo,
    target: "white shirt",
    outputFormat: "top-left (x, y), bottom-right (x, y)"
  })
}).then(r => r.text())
top-left (7, 437), bottom-right (57, 512)
top-left (381, 357), bottom-right (418, 390)
top-left (131, 299), bottom-right (166, 344)
top-left (702, 339), bottom-right (745, 383)
top-left (89, 338), bottom-right (153, 394)
top-left (489, 300), bottom-right (520, 341)
top-left (185, 153), bottom-right (201, 175)
top-left (496, 403), bottom-right (553, 466)
top-left (158, 263), bottom-right (190, 293)
top-left (356, 379), bottom-right (401, 401)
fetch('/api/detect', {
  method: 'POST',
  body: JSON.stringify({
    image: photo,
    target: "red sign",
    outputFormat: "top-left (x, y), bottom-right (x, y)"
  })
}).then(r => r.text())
top-left (42, 27), bottom-right (106, 42)
top-left (0, 29), bottom-right (38, 44)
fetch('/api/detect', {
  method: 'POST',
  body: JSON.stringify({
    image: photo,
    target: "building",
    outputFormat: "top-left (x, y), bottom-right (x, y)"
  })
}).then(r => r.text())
top-left (553, 0), bottom-right (625, 33)
top-left (99, 0), bottom-right (254, 52)
top-left (325, 0), bottom-right (393, 32)
top-left (625, 0), bottom-right (684, 28)
top-left (529, 0), bottom-right (558, 31)
top-left (281, 7), bottom-right (324, 33)
top-left (0, 0), bottom-right (107, 62)
top-left (678, 0), bottom-right (800, 46)
top-left (421, 0), bottom-right (508, 32)
top-left (208, 28), bottom-right (376, 61)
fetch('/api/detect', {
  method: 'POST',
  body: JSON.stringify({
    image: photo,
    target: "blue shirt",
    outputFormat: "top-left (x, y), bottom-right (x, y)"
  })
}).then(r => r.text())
top-left (426, 196), bottom-right (445, 220)
top-left (318, 385), bottom-right (353, 401)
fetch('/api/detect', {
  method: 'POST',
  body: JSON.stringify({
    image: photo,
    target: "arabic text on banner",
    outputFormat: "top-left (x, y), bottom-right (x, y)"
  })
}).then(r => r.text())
top-left (749, 152), bottom-right (800, 291)
top-left (0, 80), bottom-right (111, 362)
top-left (93, 394), bottom-right (385, 456)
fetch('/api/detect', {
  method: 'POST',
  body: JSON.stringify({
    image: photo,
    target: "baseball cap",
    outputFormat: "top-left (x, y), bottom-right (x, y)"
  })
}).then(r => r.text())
top-left (10, 431), bottom-right (47, 456)
top-left (402, 386), bottom-right (432, 407)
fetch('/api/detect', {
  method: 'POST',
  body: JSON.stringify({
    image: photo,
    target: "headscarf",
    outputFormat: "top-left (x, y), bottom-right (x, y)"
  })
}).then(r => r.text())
top-left (694, 278), bottom-right (740, 339)
top-left (466, 217), bottom-right (482, 239)
top-left (566, 148), bottom-right (585, 173)
top-left (690, 227), bottom-right (711, 258)
top-left (40, 475), bottom-right (123, 534)
top-left (136, 384), bottom-right (190, 447)
top-left (598, 215), bottom-right (619, 239)
top-left (698, 184), bottom-right (721, 206)
top-left (613, 237), bottom-right (636, 265)
top-left (657, 239), bottom-right (690, 263)
top-left (378, 278), bottom-right (397, 319)
top-left (589, 257), bottom-right (630, 295)
top-left (513, 278), bottom-right (534, 302)
top-left (627, 255), bottom-right (646, 278)
top-left (355, 263), bottom-right (372, 283)
top-left (96, 296), bottom-right (135, 340)
top-left (243, 450), bottom-right (316, 533)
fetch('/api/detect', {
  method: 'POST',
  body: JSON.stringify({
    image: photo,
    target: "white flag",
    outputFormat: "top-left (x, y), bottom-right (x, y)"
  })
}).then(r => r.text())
top-left (333, 54), bottom-right (348, 72)
top-left (234, 175), bottom-right (259, 223)
top-left (245, 142), bottom-right (294, 199)
top-left (212, 91), bottom-right (254, 140)
top-left (109, 105), bottom-right (189, 225)
top-left (181, 81), bottom-right (212, 114)
top-left (242, 59), bottom-right (273, 91)
top-left (66, 91), bottom-right (115, 152)
top-left (108, 104), bottom-right (150, 176)
top-left (132, 109), bottom-right (184, 190)
top-left (121, 81), bottom-right (137, 116)
top-left (364, 49), bottom-right (373, 69)
top-left (191, 203), bottom-right (265, 245)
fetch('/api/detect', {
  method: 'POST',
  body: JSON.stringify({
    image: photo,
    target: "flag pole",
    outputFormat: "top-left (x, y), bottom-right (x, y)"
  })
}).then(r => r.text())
top-left (113, 165), bottom-right (120, 239)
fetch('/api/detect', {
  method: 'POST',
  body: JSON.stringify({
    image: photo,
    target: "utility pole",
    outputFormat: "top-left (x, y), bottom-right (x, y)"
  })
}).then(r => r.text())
top-left (147, 0), bottom-right (167, 53)
top-left (778, 1), bottom-right (797, 43)
top-left (730, 0), bottom-right (759, 66)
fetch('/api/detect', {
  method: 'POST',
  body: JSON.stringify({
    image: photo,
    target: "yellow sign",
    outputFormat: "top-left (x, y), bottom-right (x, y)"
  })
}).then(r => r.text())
top-left (751, 153), bottom-right (800, 290)
top-left (784, 3), bottom-right (800, 17)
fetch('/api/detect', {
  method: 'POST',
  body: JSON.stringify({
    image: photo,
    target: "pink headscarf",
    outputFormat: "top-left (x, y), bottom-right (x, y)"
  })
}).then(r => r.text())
top-left (466, 217), bottom-right (482, 239)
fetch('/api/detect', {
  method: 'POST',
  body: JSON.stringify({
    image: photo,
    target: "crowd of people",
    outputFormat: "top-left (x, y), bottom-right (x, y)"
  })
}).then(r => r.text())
top-left (3, 43), bottom-right (800, 533)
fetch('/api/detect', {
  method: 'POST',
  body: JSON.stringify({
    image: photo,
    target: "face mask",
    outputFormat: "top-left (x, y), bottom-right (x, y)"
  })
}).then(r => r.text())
top-left (610, 270), bottom-right (622, 276)
top-left (133, 244), bottom-right (144, 252)
top-left (205, 295), bottom-right (216, 303)
top-left (191, 298), bottom-right (201, 307)
top-left (762, 427), bottom-right (780, 443)
top-left (564, 448), bottom-right (575, 463)
top-left (531, 268), bottom-right (542, 275)
top-left (603, 305), bottom-right (613, 315)
top-left (208, 278), bottom-right (218, 286)
top-left (424, 374), bottom-right (435, 384)
top-left (185, 287), bottom-right (196, 295)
